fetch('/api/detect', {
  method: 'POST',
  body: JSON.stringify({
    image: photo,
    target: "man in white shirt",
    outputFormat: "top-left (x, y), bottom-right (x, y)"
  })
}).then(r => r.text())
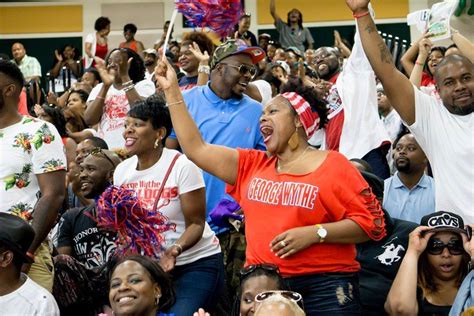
top-left (0, 213), bottom-right (59, 315)
top-left (349, 0), bottom-right (474, 223)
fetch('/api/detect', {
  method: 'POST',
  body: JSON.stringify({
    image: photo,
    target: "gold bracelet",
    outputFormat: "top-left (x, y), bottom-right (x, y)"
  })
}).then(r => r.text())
top-left (167, 100), bottom-right (184, 107)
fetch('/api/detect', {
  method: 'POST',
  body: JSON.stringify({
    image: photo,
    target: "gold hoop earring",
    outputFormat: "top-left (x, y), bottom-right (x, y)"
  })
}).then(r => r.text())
top-left (154, 138), bottom-right (160, 149)
top-left (288, 128), bottom-right (299, 151)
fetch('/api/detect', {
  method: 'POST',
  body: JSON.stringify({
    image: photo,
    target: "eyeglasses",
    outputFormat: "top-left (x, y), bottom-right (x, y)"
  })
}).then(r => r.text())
top-left (220, 63), bottom-right (257, 78)
top-left (255, 290), bottom-right (304, 309)
top-left (426, 239), bottom-right (464, 255)
top-left (240, 264), bottom-right (279, 280)
top-left (89, 147), bottom-right (116, 168)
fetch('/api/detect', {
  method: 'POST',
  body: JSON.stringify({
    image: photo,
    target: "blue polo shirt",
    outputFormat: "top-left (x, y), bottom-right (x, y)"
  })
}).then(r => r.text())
top-left (383, 173), bottom-right (435, 223)
top-left (169, 84), bottom-right (265, 233)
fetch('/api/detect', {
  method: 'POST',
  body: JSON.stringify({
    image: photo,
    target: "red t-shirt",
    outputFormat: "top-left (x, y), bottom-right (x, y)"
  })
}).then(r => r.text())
top-left (227, 149), bottom-right (386, 276)
top-left (421, 72), bottom-right (436, 87)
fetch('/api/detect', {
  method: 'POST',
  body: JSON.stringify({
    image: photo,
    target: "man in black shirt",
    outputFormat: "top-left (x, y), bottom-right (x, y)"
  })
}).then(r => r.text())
top-left (54, 149), bottom-right (121, 315)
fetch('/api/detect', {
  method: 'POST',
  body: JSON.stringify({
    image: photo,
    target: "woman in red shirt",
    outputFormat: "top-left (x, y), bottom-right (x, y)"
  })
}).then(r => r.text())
top-left (155, 57), bottom-right (386, 315)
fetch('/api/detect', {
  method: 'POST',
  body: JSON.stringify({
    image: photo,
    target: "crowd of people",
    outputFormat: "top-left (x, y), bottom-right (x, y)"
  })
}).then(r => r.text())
top-left (0, 0), bottom-right (473, 315)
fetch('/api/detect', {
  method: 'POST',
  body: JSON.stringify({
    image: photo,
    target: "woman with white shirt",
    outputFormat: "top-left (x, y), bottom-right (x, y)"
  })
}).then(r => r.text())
top-left (113, 96), bottom-right (224, 315)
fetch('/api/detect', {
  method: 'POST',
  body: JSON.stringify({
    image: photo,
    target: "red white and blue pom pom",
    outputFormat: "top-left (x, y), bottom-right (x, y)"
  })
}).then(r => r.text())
top-left (95, 186), bottom-right (176, 258)
top-left (175, 0), bottom-right (243, 37)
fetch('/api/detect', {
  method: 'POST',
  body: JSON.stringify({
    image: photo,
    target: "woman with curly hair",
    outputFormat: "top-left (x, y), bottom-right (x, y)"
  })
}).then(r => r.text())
top-left (84, 48), bottom-right (155, 148)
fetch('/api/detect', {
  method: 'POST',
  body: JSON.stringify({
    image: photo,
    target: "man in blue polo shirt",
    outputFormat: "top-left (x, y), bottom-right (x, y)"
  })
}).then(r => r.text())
top-left (166, 39), bottom-right (265, 298)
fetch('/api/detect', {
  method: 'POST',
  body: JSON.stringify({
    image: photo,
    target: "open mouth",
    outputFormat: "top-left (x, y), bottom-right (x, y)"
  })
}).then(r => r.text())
top-left (125, 137), bottom-right (137, 147)
top-left (80, 181), bottom-right (92, 191)
top-left (440, 264), bottom-right (454, 273)
top-left (260, 126), bottom-right (274, 143)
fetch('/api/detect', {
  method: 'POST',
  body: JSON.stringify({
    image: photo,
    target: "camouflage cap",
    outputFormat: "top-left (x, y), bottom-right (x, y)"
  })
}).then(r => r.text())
top-left (210, 39), bottom-right (265, 69)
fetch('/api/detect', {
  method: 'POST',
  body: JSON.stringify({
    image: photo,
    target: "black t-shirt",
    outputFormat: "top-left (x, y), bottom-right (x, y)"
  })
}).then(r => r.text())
top-left (57, 206), bottom-right (116, 269)
top-left (357, 212), bottom-right (419, 315)
top-left (417, 288), bottom-right (452, 316)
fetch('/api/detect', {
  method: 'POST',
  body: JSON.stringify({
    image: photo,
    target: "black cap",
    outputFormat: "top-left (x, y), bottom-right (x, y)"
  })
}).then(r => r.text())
top-left (420, 211), bottom-right (466, 235)
top-left (0, 213), bottom-right (35, 264)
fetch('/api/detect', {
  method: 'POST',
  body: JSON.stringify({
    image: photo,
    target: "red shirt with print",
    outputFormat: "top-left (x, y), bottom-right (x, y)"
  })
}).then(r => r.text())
top-left (227, 149), bottom-right (386, 277)
top-left (324, 73), bottom-right (345, 151)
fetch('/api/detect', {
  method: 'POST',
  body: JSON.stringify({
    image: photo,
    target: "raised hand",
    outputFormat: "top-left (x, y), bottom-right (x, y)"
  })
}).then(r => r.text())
top-left (188, 42), bottom-right (210, 64)
top-left (94, 57), bottom-right (115, 87)
top-left (462, 224), bottom-right (474, 257)
top-left (55, 50), bottom-right (63, 62)
top-left (345, 0), bottom-right (370, 14)
top-left (154, 58), bottom-right (179, 91)
top-left (418, 37), bottom-right (433, 59)
top-left (407, 226), bottom-right (435, 256)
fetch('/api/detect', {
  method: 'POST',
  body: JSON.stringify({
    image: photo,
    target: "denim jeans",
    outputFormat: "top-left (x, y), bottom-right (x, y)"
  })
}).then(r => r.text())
top-left (285, 273), bottom-right (362, 316)
top-left (166, 253), bottom-right (225, 315)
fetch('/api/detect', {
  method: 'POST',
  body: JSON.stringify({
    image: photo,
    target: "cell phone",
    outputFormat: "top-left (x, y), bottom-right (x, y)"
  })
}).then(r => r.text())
top-left (466, 226), bottom-right (472, 241)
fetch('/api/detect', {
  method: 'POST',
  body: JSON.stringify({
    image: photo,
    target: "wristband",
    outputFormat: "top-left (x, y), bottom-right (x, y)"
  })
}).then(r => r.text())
top-left (198, 65), bottom-right (210, 75)
top-left (166, 100), bottom-right (184, 107)
top-left (122, 80), bottom-right (133, 86)
top-left (122, 84), bottom-right (135, 92)
top-left (353, 11), bottom-right (370, 19)
top-left (415, 61), bottom-right (425, 66)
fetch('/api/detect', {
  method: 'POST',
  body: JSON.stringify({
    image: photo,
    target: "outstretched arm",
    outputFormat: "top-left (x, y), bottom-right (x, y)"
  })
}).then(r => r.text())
top-left (270, 0), bottom-right (281, 25)
top-left (452, 29), bottom-right (474, 62)
top-left (346, 0), bottom-right (416, 125)
top-left (155, 60), bottom-right (239, 185)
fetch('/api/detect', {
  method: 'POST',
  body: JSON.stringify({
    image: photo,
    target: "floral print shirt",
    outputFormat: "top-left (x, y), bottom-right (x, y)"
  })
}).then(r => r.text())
top-left (0, 116), bottom-right (66, 221)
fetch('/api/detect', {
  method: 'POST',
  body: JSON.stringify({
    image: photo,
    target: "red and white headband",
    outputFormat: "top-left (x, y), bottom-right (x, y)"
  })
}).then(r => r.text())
top-left (280, 92), bottom-right (320, 139)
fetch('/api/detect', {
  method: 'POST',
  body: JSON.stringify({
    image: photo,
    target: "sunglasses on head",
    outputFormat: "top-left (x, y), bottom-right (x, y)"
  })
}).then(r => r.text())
top-left (426, 238), bottom-right (464, 255)
top-left (220, 63), bottom-right (257, 78)
top-left (240, 264), bottom-right (279, 280)
top-left (89, 147), bottom-right (116, 168)
top-left (255, 290), bottom-right (304, 309)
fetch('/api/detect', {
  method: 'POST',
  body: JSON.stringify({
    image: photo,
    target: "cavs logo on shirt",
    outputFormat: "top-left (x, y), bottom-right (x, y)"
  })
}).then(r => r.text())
top-left (247, 177), bottom-right (319, 210)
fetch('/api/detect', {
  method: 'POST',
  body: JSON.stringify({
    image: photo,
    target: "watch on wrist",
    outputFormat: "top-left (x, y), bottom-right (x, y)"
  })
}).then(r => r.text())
top-left (315, 224), bottom-right (327, 243)
top-left (198, 65), bottom-right (210, 75)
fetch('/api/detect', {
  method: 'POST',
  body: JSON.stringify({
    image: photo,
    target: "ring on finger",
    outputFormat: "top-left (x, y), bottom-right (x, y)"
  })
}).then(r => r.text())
top-left (280, 240), bottom-right (287, 247)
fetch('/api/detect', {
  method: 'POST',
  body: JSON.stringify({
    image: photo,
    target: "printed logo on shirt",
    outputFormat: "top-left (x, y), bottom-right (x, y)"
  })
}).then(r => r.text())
top-left (122, 181), bottom-right (179, 209)
top-left (375, 237), bottom-right (405, 266)
top-left (326, 85), bottom-right (343, 120)
top-left (247, 177), bottom-right (319, 210)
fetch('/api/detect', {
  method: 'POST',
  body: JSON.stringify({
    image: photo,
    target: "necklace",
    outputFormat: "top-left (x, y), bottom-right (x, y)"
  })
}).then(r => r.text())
top-left (276, 146), bottom-right (312, 173)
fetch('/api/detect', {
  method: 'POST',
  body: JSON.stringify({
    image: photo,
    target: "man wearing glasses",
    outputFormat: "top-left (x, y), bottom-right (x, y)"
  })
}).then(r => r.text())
top-left (166, 39), bottom-right (266, 299)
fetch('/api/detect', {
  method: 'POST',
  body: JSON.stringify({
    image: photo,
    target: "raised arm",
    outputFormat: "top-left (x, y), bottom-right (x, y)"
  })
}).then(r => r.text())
top-left (270, 0), bottom-right (281, 24)
top-left (155, 60), bottom-right (239, 185)
top-left (345, 0), bottom-right (415, 124)
top-left (385, 226), bottom-right (434, 315)
top-left (451, 29), bottom-right (474, 62)
top-left (400, 37), bottom-right (422, 76)
top-left (409, 38), bottom-right (432, 88)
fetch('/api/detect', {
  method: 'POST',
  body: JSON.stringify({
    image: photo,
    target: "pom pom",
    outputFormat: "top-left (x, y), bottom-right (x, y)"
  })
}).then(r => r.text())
top-left (94, 186), bottom-right (176, 258)
top-left (175, 0), bottom-right (242, 37)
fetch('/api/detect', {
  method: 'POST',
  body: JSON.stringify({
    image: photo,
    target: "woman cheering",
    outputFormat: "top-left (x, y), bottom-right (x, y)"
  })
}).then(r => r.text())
top-left (155, 56), bottom-right (386, 316)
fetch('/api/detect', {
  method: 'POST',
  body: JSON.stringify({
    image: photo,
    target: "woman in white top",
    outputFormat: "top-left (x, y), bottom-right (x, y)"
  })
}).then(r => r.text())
top-left (113, 96), bottom-right (224, 315)
top-left (84, 48), bottom-right (155, 148)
